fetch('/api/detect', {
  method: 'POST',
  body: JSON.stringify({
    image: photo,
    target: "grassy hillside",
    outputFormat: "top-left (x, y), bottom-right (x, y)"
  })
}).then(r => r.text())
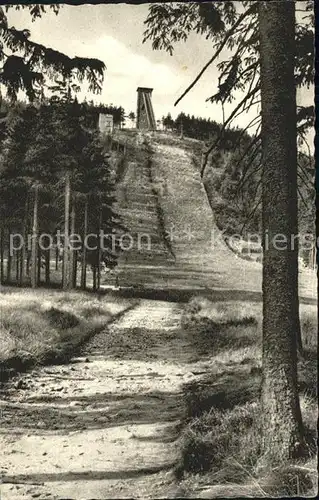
top-left (0, 287), bottom-right (134, 379)
top-left (202, 142), bottom-right (315, 268)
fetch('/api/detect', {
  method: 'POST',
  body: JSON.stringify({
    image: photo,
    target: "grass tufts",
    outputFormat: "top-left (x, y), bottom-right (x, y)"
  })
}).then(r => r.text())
top-left (176, 295), bottom-right (317, 497)
top-left (258, 463), bottom-right (318, 497)
top-left (0, 287), bottom-right (133, 378)
top-left (181, 297), bottom-right (259, 355)
top-left (80, 306), bottom-right (112, 320)
top-left (178, 402), bottom-right (261, 479)
top-left (44, 307), bottom-right (79, 329)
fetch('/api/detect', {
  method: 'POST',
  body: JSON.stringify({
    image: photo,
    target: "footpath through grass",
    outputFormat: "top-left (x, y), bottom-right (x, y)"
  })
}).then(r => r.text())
top-left (175, 296), bottom-right (318, 498)
top-left (0, 287), bottom-right (135, 381)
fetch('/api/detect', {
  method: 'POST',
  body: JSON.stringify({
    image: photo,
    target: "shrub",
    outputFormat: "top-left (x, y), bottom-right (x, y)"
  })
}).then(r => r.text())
top-left (259, 464), bottom-right (317, 497)
top-left (44, 307), bottom-right (79, 329)
top-left (181, 297), bottom-right (259, 354)
top-left (179, 402), bottom-right (261, 479)
top-left (300, 312), bottom-right (318, 351)
top-left (81, 306), bottom-right (111, 319)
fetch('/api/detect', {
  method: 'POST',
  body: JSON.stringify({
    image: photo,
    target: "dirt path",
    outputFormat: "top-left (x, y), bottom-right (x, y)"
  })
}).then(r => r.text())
top-left (0, 300), bottom-right (207, 499)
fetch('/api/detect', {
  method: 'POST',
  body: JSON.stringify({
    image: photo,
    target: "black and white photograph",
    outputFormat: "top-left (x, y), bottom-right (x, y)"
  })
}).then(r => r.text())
top-left (0, 1), bottom-right (317, 498)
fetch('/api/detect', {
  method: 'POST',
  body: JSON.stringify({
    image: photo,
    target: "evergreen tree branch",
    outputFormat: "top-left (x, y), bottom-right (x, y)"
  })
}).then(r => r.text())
top-left (240, 193), bottom-right (262, 236)
top-left (201, 83), bottom-right (260, 177)
top-left (174, 3), bottom-right (257, 107)
top-left (297, 183), bottom-right (310, 209)
top-left (235, 144), bottom-right (262, 194)
top-left (297, 161), bottom-right (314, 191)
top-left (230, 114), bottom-right (261, 150)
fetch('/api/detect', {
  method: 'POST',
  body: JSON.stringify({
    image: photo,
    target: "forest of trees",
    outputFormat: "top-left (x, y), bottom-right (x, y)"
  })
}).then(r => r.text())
top-left (80, 101), bottom-right (126, 129)
top-left (0, 3), bottom-right (133, 291)
top-left (0, 97), bottom-right (122, 291)
top-left (205, 146), bottom-right (314, 248)
top-left (162, 111), bottom-right (246, 149)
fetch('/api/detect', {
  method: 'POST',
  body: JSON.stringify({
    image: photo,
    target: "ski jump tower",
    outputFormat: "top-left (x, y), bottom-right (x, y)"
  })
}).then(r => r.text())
top-left (136, 87), bottom-right (156, 130)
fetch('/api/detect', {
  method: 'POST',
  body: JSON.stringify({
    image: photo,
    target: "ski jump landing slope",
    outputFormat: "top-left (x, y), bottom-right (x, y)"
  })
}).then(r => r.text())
top-left (109, 132), bottom-right (316, 300)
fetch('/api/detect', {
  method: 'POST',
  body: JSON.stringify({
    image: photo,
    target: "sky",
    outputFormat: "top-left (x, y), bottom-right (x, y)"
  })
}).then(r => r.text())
top-left (4, 3), bottom-right (314, 145)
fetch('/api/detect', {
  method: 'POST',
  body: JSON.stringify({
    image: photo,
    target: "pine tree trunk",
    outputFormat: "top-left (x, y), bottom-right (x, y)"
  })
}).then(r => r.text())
top-left (55, 244), bottom-right (59, 271)
top-left (97, 259), bottom-right (101, 291)
top-left (37, 248), bottom-right (41, 285)
top-left (21, 193), bottom-right (28, 285)
top-left (6, 226), bottom-right (12, 284)
top-left (20, 237), bottom-right (25, 286)
top-left (31, 186), bottom-right (39, 289)
top-left (92, 266), bottom-right (97, 292)
top-left (180, 121), bottom-right (184, 139)
top-left (61, 248), bottom-right (64, 286)
top-left (81, 196), bottom-right (88, 290)
top-left (73, 251), bottom-right (78, 289)
top-left (15, 250), bottom-right (20, 282)
top-left (44, 237), bottom-right (50, 285)
top-left (26, 252), bottom-right (31, 278)
top-left (69, 195), bottom-right (76, 288)
top-left (259, 1), bottom-right (305, 464)
top-left (0, 226), bottom-right (4, 285)
top-left (63, 172), bottom-right (71, 290)
top-left (26, 251), bottom-right (31, 277)
top-left (97, 199), bottom-right (102, 291)
top-left (45, 250), bottom-right (50, 285)
top-left (19, 249), bottom-right (23, 286)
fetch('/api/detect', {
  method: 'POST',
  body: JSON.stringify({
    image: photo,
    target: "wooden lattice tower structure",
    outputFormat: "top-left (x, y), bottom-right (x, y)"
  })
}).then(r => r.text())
top-left (136, 87), bottom-right (156, 130)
